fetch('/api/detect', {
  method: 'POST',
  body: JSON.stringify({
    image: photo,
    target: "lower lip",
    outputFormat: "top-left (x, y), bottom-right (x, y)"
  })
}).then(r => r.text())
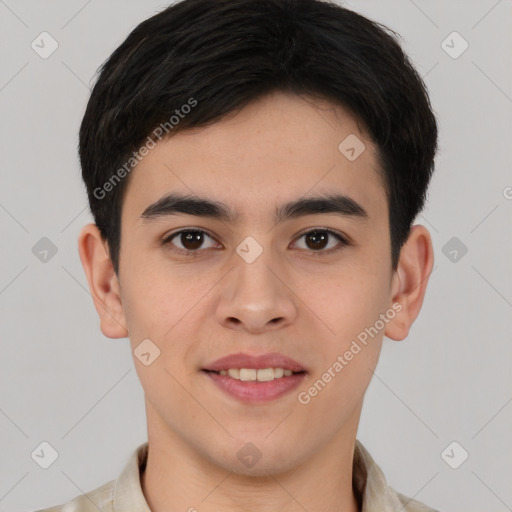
top-left (203, 370), bottom-right (307, 403)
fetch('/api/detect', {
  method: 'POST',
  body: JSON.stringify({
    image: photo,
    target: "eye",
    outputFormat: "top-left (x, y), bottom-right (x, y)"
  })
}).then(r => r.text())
top-left (162, 229), bottom-right (219, 255)
top-left (161, 227), bottom-right (349, 256)
top-left (292, 228), bottom-right (349, 254)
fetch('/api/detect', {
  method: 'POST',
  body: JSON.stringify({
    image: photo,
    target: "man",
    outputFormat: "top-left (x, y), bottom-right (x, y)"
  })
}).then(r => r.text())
top-left (36, 0), bottom-right (440, 510)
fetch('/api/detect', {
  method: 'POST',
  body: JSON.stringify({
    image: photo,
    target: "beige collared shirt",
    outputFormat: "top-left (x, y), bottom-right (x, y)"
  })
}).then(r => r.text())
top-left (34, 440), bottom-right (440, 512)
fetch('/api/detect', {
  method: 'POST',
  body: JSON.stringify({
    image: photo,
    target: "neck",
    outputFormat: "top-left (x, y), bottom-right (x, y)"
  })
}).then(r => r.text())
top-left (140, 403), bottom-right (361, 512)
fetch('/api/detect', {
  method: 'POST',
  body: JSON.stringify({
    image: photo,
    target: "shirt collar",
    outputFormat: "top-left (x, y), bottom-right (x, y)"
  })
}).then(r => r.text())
top-left (112, 439), bottom-right (405, 512)
top-left (353, 439), bottom-right (409, 511)
top-left (113, 441), bottom-right (151, 512)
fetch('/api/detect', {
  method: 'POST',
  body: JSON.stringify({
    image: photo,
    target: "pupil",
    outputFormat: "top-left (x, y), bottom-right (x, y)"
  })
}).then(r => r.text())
top-left (178, 230), bottom-right (329, 251)
top-left (306, 231), bottom-right (328, 250)
top-left (182, 231), bottom-right (203, 250)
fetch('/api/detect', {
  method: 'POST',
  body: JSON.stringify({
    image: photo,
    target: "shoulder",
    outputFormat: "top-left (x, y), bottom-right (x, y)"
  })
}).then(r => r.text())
top-left (395, 489), bottom-right (441, 512)
top-left (29, 479), bottom-right (115, 512)
top-left (30, 441), bottom-right (150, 512)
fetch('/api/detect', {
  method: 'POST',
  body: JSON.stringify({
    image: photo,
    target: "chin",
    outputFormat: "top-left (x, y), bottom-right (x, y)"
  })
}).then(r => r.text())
top-left (229, 457), bottom-right (300, 478)
top-left (208, 440), bottom-right (306, 478)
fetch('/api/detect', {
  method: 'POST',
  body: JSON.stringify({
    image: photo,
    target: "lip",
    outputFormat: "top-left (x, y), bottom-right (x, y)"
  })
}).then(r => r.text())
top-left (204, 370), bottom-right (306, 403)
top-left (203, 352), bottom-right (307, 372)
top-left (202, 352), bottom-right (308, 404)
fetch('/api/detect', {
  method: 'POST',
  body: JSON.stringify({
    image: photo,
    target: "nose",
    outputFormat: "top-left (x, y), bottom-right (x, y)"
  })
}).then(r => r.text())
top-left (215, 249), bottom-right (298, 334)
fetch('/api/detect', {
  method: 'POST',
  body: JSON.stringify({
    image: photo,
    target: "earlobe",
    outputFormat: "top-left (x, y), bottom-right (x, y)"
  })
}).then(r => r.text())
top-left (385, 224), bottom-right (434, 342)
top-left (77, 223), bottom-right (128, 339)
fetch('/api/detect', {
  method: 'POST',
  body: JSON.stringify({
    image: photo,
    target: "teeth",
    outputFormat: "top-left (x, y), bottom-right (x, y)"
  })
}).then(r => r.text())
top-left (240, 368), bottom-right (257, 381)
top-left (216, 367), bottom-right (298, 381)
top-left (256, 368), bottom-right (274, 381)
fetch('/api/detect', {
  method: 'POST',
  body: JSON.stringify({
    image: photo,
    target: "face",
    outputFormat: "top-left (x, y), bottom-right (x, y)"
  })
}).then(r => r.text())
top-left (115, 91), bottom-right (398, 475)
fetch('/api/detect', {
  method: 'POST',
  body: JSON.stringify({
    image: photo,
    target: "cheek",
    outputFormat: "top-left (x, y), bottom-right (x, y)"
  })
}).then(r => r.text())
top-left (121, 242), bottom-right (172, 312)
top-left (121, 279), bottom-right (194, 397)
top-left (119, 257), bottom-right (214, 368)
top-left (305, 264), bottom-right (391, 398)
top-left (119, 259), bottom-right (178, 344)
top-left (301, 277), bottom-right (387, 416)
top-left (315, 268), bottom-right (389, 338)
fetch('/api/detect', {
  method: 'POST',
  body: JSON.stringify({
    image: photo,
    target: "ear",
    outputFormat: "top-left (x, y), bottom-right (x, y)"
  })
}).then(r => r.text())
top-left (77, 223), bottom-right (128, 339)
top-left (385, 224), bottom-right (434, 341)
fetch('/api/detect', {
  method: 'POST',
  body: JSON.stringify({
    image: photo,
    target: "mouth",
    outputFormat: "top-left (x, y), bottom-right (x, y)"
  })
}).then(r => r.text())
top-left (201, 352), bottom-right (308, 403)
top-left (202, 367), bottom-right (307, 382)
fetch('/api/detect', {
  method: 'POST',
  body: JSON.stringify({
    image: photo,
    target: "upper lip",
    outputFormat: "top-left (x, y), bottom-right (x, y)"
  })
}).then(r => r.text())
top-left (203, 352), bottom-right (307, 373)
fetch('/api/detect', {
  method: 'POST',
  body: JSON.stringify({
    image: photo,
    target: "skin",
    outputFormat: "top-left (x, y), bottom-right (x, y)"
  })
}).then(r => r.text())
top-left (78, 91), bottom-right (434, 512)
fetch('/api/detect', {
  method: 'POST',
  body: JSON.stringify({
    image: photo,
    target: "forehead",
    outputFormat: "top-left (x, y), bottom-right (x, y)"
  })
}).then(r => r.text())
top-left (122, 91), bottom-right (387, 225)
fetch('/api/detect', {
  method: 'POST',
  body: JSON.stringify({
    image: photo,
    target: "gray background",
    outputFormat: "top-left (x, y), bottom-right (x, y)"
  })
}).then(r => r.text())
top-left (1, 1), bottom-right (511, 511)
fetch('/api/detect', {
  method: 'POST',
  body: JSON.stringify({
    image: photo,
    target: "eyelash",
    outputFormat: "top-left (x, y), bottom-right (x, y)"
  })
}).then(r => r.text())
top-left (161, 228), bottom-right (350, 257)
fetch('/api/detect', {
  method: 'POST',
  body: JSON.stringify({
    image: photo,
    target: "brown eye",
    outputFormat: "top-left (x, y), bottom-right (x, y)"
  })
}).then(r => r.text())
top-left (293, 229), bottom-right (348, 253)
top-left (163, 229), bottom-right (218, 254)
top-left (305, 231), bottom-right (329, 250)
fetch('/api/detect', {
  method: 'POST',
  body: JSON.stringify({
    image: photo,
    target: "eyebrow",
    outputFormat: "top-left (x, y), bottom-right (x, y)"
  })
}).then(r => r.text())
top-left (140, 192), bottom-right (369, 225)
